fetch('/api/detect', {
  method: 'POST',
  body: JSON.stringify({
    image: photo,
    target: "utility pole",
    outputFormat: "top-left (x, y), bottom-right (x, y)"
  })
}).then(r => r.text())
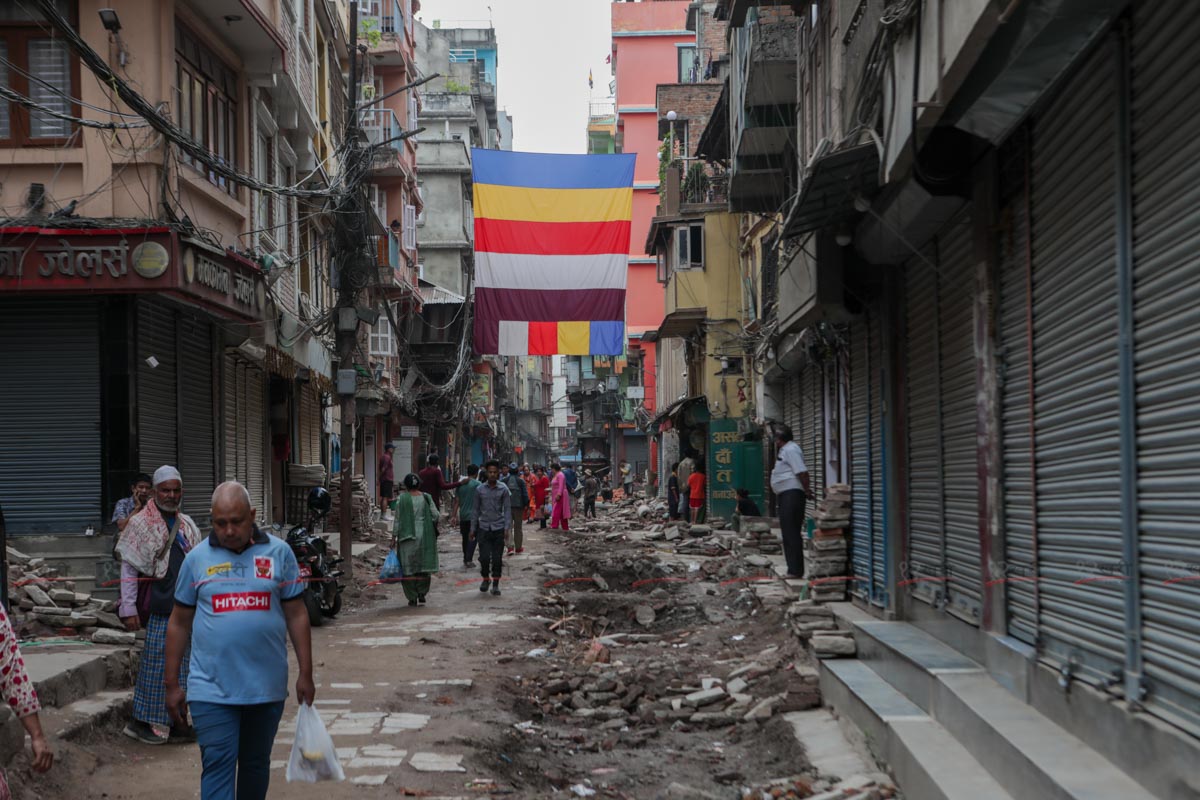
top-left (337, 1), bottom-right (361, 569)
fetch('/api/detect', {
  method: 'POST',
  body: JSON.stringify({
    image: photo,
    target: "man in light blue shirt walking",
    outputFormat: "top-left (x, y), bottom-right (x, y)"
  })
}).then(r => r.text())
top-left (165, 481), bottom-right (314, 800)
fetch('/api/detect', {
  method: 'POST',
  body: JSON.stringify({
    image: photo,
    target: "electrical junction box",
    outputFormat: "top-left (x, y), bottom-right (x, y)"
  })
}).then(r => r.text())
top-left (336, 369), bottom-right (357, 396)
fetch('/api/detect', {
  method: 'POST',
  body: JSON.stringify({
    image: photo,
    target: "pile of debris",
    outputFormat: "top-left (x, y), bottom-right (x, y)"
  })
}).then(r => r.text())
top-left (330, 473), bottom-right (374, 538)
top-left (737, 517), bottom-right (783, 556)
top-left (804, 483), bottom-right (853, 603)
top-left (786, 601), bottom-right (857, 658)
top-left (7, 547), bottom-right (136, 645)
top-left (740, 773), bottom-right (897, 799)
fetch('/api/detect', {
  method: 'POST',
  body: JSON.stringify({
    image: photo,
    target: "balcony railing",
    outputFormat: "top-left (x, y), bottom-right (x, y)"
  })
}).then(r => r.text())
top-left (361, 107), bottom-right (401, 148)
top-left (589, 99), bottom-right (616, 120)
top-left (363, 0), bottom-right (404, 35)
top-left (421, 92), bottom-right (475, 115)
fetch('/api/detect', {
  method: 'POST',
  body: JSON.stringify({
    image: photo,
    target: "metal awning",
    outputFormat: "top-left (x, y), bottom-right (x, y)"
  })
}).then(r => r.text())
top-left (650, 394), bottom-right (707, 430)
top-left (656, 308), bottom-right (706, 339)
top-left (695, 82), bottom-right (729, 162)
top-left (783, 142), bottom-right (879, 238)
top-left (418, 280), bottom-right (466, 305)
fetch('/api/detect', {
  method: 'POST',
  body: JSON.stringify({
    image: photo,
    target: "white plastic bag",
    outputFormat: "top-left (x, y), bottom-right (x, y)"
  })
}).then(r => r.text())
top-left (286, 703), bottom-right (345, 783)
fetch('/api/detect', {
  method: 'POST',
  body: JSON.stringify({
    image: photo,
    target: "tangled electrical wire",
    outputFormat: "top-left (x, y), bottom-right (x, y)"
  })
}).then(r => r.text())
top-left (34, 0), bottom-right (339, 201)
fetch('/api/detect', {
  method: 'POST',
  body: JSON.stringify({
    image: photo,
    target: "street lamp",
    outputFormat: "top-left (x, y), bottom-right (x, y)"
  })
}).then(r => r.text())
top-left (666, 110), bottom-right (677, 157)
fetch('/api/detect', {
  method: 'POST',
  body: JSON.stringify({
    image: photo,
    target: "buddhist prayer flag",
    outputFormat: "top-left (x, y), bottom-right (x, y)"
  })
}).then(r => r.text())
top-left (471, 149), bottom-right (636, 357)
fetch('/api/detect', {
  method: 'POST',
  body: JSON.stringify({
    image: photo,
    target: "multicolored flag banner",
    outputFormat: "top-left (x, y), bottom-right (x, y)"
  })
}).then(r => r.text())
top-left (471, 149), bottom-right (636, 356)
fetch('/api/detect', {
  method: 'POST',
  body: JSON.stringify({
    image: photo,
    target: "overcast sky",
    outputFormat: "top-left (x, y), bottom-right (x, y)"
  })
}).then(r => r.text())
top-left (416, 0), bottom-right (613, 154)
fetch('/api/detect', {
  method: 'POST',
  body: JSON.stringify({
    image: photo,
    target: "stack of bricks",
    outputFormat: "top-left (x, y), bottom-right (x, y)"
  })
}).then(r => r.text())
top-left (804, 483), bottom-right (852, 602)
top-left (737, 517), bottom-right (783, 556)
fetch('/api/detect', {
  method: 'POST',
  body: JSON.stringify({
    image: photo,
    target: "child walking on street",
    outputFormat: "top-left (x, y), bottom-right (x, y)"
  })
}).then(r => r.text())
top-left (687, 463), bottom-right (707, 524)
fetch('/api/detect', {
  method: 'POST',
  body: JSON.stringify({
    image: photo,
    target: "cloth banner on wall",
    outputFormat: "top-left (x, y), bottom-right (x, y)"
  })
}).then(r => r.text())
top-left (471, 149), bottom-right (636, 356)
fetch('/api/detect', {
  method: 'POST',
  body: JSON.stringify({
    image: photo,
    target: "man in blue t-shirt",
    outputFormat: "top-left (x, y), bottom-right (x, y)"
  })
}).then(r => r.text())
top-left (165, 482), bottom-right (314, 800)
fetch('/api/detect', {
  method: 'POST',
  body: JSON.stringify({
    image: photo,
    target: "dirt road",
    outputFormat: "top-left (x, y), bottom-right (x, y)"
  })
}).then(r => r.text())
top-left (15, 509), bottom-right (830, 799)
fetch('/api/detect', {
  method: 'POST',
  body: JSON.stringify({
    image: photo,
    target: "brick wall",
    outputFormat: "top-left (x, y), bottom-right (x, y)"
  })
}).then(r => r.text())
top-left (657, 83), bottom-right (724, 157)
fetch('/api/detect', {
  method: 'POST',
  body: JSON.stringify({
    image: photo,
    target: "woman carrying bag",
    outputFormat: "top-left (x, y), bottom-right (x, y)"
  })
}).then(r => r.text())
top-left (392, 474), bottom-right (440, 607)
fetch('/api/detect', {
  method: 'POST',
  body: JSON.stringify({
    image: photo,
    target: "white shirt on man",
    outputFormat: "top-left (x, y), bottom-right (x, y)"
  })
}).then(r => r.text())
top-left (770, 440), bottom-right (808, 494)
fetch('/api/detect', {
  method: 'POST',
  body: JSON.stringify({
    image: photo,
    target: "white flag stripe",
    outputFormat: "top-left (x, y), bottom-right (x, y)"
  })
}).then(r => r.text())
top-left (474, 252), bottom-right (628, 291)
top-left (498, 320), bottom-right (529, 355)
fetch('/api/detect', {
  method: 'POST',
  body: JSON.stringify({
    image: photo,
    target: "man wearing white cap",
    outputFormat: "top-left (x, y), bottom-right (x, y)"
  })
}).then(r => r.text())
top-left (115, 465), bottom-right (204, 745)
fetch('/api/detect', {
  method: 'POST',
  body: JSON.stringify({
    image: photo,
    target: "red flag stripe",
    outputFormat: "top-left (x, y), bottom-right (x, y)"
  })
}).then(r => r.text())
top-left (474, 218), bottom-right (631, 256)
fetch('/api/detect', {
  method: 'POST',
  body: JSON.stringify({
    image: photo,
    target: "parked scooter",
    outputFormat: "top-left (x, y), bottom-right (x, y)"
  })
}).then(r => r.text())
top-left (285, 487), bottom-right (344, 627)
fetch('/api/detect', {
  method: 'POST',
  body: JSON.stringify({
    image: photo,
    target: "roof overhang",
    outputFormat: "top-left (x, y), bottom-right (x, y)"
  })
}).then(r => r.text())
top-left (695, 81), bottom-right (729, 162)
top-left (784, 142), bottom-right (880, 238)
top-left (656, 307), bottom-right (706, 340)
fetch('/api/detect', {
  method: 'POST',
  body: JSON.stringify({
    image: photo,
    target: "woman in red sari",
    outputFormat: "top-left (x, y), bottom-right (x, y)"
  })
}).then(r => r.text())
top-left (549, 463), bottom-right (572, 531)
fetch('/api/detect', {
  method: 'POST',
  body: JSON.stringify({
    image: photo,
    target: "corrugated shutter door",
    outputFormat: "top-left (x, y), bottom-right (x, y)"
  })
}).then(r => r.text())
top-left (782, 373), bottom-right (802, 441)
top-left (299, 384), bottom-right (321, 465)
top-left (178, 318), bottom-right (215, 531)
top-left (1030, 42), bottom-right (1124, 682)
top-left (138, 301), bottom-right (178, 473)
top-left (246, 365), bottom-right (267, 516)
top-left (850, 317), bottom-right (885, 605)
top-left (997, 147), bottom-right (1037, 646)
top-left (0, 300), bottom-right (101, 534)
top-left (802, 365), bottom-right (824, 503)
top-left (938, 216), bottom-right (982, 624)
top-left (1132, 0), bottom-right (1200, 736)
top-left (223, 355), bottom-right (268, 516)
top-left (906, 251), bottom-right (944, 605)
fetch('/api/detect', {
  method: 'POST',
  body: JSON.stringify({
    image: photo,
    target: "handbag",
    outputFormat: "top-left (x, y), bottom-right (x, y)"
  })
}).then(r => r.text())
top-left (135, 515), bottom-right (182, 625)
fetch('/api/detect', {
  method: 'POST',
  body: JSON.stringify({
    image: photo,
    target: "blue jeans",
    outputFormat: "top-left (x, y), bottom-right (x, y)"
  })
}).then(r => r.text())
top-left (190, 700), bottom-right (286, 800)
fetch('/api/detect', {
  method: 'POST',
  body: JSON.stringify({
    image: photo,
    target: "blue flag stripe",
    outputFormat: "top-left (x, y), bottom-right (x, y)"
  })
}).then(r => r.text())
top-left (471, 149), bottom-right (636, 189)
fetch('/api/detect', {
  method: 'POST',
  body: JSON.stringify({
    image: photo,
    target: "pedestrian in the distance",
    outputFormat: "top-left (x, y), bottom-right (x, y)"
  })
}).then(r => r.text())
top-left (687, 462), bottom-right (707, 524)
top-left (166, 481), bottom-right (314, 800)
top-left (549, 463), bottom-right (572, 531)
top-left (582, 470), bottom-right (599, 519)
top-left (533, 466), bottom-right (551, 530)
top-left (453, 464), bottom-right (482, 569)
top-left (500, 463), bottom-right (529, 555)
top-left (562, 463), bottom-right (579, 515)
top-left (667, 462), bottom-right (681, 520)
top-left (0, 600), bottom-right (53, 795)
top-left (116, 465), bottom-right (203, 745)
top-left (473, 461), bottom-right (512, 596)
top-left (677, 450), bottom-right (696, 524)
top-left (620, 460), bottom-right (633, 499)
top-left (771, 425), bottom-right (810, 579)
top-left (112, 472), bottom-right (153, 533)
top-left (736, 488), bottom-right (762, 517)
top-left (378, 443), bottom-right (396, 521)
top-left (418, 454), bottom-right (463, 512)
top-left (392, 473), bottom-right (440, 606)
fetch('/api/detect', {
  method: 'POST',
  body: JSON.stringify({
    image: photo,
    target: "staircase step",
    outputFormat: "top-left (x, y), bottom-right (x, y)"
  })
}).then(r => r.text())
top-left (835, 618), bottom-right (1157, 800)
top-left (820, 659), bottom-right (1015, 800)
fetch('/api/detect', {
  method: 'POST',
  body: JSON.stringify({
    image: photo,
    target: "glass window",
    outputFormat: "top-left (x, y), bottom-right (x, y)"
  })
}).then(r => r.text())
top-left (175, 22), bottom-right (238, 194)
top-left (0, 2), bottom-right (80, 146)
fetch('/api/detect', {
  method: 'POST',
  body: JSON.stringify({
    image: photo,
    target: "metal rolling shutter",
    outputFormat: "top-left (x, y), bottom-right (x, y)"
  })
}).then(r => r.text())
top-left (1131, 0), bottom-right (1200, 735)
top-left (0, 300), bottom-right (101, 534)
top-left (905, 250), bottom-right (944, 606)
top-left (299, 383), bottom-right (322, 465)
top-left (223, 355), bottom-right (268, 516)
top-left (868, 318), bottom-right (886, 604)
top-left (1030, 42), bottom-right (1124, 682)
top-left (782, 372), bottom-right (803, 441)
top-left (138, 301), bottom-right (178, 473)
top-left (802, 365), bottom-right (824, 503)
top-left (938, 217), bottom-right (982, 624)
top-left (178, 317), bottom-right (215, 531)
top-left (850, 317), bottom-right (886, 606)
top-left (997, 141), bottom-right (1037, 646)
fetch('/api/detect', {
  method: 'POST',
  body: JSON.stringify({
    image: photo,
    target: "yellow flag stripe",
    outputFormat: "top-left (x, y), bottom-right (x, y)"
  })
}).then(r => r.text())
top-left (474, 184), bottom-right (633, 223)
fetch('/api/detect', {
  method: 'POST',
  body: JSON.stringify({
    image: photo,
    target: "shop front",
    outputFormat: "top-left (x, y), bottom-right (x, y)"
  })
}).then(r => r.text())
top-left (0, 226), bottom-right (267, 537)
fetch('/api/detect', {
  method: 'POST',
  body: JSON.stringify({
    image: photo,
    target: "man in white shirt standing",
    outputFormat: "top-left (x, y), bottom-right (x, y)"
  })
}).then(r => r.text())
top-left (770, 426), bottom-right (811, 578)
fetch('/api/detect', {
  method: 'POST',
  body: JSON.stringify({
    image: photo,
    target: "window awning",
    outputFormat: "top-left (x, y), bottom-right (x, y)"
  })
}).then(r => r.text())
top-left (651, 394), bottom-right (708, 430)
top-left (656, 308), bottom-right (706, 340)
top-left (783, 142), bottom-right (879, 238)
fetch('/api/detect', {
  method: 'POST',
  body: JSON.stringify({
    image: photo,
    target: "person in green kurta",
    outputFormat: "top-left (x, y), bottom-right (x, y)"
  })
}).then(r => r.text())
top-left (392, 473), bottom-right (439, 606)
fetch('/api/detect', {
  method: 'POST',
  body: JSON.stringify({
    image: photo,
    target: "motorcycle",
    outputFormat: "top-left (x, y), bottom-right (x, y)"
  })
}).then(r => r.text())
top-left (285, 487), bottom-right (344, 627)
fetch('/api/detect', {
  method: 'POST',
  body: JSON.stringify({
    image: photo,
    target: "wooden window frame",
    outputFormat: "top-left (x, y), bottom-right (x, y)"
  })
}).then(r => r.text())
top-left (0, 2), bottom-right (83, 148)
top-left (175, 21), bottom-right (239, 195)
